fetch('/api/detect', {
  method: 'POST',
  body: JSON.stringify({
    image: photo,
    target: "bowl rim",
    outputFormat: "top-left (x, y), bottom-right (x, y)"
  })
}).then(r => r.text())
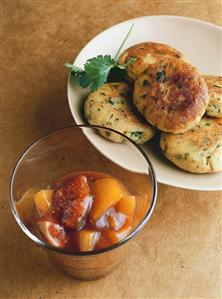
top-left (10, 124), bottom-right (157, 256)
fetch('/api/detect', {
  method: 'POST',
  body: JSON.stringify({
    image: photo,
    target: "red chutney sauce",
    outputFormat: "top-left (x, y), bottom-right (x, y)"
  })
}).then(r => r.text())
top-left (25, 171), bottom-right (136, 252)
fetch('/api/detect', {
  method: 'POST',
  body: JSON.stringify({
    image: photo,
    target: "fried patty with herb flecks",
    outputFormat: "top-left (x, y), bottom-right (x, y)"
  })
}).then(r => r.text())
top-left (84, 82), bottom-right (156, 144)
top-left (203, 75), bottom-right (222, 118)
top-left (119, 42), bottom-right (184, 81)
top-left (160, 117), bottom-right (222, 173)
top-left (133, 58), bottom-right (209, 134)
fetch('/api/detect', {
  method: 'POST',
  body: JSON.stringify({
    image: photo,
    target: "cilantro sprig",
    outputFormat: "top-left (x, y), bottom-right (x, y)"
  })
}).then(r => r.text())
top-left (64, 24), bottom-right (135, 92)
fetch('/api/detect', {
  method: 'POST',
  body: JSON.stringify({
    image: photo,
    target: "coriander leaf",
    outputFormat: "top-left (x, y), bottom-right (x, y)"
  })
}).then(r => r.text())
top-left (64, 63), bottom-right (83, 73)
top-left (107, 67), bottom-right (127, 82)
top-left (114, 23), bottom-right (134, 60)
top-left (117, 57), bottom-right (136, 69)
top-left (86, 54), bottom-right (115, 68)
top-left (64, 24), bottom-right (135, 91)
top-left (64, 63), bottom-right (90, 87)
top-left (78, 72), bottom-right (91, 88)
top-left (84, 55), bottom-right (116, 91)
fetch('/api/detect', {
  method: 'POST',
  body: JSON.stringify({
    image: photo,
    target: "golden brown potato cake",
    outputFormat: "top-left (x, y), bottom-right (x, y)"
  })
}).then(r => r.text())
top-left (203, 75), bottom-right (222, 118)
top-left (133, 58), bottom-right (209, 133)
top-left (84, 82), bottom-right (156, 144)
top-left (160, 117), bottom-right (222, 173)
top-left (119, 42), bottom-right (183, 81)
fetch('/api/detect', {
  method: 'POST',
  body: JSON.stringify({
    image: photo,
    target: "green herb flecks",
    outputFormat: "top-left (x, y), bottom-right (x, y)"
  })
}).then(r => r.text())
top-left (130, 131), bottom-right (144, 142)
top-left (108, 97), bottom-right (115, 105)
top-left (156, 70), bottom-right (166, 82)
top-left (64, 24), bottom-right (135, 92)
top-left (143, 79), bottom-right (150, 87)
top-left (184, 153), bottom-right (190, 160)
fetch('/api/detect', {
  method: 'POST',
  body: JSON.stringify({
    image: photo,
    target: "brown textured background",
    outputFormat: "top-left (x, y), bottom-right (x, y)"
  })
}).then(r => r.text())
top-left (1, 0), bottom-right (222, 298)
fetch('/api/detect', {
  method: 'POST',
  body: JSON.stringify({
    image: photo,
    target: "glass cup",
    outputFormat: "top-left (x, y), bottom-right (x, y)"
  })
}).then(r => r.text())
top-left (10, 125), bottom-right (157, 280)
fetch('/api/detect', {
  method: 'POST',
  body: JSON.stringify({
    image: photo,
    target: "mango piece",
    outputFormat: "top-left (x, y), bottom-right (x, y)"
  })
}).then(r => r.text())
top-left (37, 221), bottom-right (68, 248)
top-left (79, 230), bottom-right (100, 251)
top-left (16, 187), bottom-right (38, 223)
top-left (115, 194), bottom-right (136, 216)
top-left (90, 178), bottom-right (125, 221)
top-left (34, 189), bottom-right (53, 216)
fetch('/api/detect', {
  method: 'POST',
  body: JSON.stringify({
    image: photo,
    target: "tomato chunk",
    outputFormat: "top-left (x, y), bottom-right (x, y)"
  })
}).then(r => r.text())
top-left (52, 175), bottom-right (92, 230)
top-left (62, 195), bottom-right (92, 229)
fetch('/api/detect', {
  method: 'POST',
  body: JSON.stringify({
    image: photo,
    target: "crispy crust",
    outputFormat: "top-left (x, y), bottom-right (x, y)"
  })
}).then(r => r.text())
top-left (160, 117), bottom-right (222, 173)
top-left (134, 58), bottom-right (209, 133)
top-left (84, 82), bottom-right (156, 144)
top-left (203, 74), bottom-right (222, 118)
top-left (119, 42), bottom-right (183, 80)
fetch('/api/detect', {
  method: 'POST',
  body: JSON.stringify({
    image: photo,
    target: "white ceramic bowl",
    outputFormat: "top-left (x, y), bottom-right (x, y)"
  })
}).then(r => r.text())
top-left (67, 15), bottom-right (222, 191)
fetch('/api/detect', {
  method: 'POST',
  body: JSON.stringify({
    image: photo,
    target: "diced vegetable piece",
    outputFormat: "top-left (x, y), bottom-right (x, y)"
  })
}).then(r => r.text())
top-left (37, 221), bottom-right (68, 248)
top-left (115, 194), bottom-right (136, 216)
top-left (79, 230), bottom-right (100, 251)
top-left (95, 207), bottom-right (126, 230)
top-left (109, 210), bottom-right (127, 231)
top-left (108, 225), bottom-right (132, 243)
top-left (95, 209), bottom-right (110, 228)
top-left (34, 190), bottom-right (53, 216)
top-left (16, 187), bottom-right (38, 222)
top-left (90, 178), bottom-right (125, 221)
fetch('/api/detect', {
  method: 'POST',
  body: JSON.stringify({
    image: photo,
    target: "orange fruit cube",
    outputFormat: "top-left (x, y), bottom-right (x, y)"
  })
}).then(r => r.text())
top-left (90, 178), bottom-right (125, 221)
top-left (115, 194), bottom-right (136, 216)
top-left (79, 230), bottom-right (100, 251)
top-left (16, 187), bottom-right (38, 223)
top-left (34, 189), bottom-right (53, 216)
